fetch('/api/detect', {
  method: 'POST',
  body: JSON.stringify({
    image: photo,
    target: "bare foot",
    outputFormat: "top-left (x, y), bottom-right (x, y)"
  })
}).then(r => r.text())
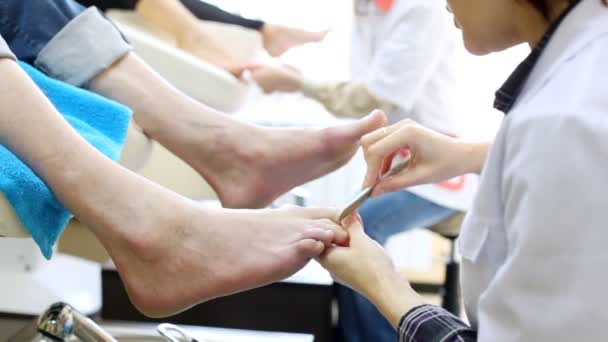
top-left (166, 110), bottom-right (387, 209)
top-left (95, 193), bottom-right (347, 317)
top-left (262, 24), bottom-right (329, 57)
top-left (87, 54), bottom-right (385, 208)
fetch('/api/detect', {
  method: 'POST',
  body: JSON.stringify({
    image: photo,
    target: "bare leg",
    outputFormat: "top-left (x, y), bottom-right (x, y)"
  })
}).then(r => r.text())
top-left (88, 53), bottom-right (387, 208)
top-left (174, 24), bottom-right (243, 73)
top-left (135, 0), bottom-right (241, 72)
top-left (0, 58), bottom-right (346, 317)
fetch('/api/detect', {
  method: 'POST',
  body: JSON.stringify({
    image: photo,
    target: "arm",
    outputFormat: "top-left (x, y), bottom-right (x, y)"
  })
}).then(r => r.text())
top-left (248, 64), bottom-right (398, 118)
top-left (317, 214), bottom-right (477, 342)
top-left (360, 119), bottom-right (490, 195)
top-left (300, 79), bottom-right (398, 118)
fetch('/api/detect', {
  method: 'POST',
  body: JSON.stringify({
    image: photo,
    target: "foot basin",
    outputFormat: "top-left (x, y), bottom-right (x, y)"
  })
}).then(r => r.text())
top-left (102, 323), bottom-right (313, 342)
top-left (17, 302), bottom-right (313, 342)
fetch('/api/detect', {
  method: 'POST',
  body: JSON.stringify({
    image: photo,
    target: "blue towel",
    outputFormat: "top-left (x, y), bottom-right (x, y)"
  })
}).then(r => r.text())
top-left (0, 62), bottom-right (132, 259)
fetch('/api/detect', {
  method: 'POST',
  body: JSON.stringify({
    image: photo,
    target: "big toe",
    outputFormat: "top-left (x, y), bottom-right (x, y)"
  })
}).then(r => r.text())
top-left (327, 110), bottom-right (387, 145)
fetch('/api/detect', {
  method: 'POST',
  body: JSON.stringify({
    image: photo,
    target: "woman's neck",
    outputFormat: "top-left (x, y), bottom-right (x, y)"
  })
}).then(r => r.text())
top-left (518, 0), bottom-right (572, 48)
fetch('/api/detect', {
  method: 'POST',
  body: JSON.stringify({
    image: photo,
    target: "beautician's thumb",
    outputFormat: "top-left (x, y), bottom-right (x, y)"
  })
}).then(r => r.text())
top-left (373, 171), bottom-right (420, 196)
top-left (341, 213), bottom-right (364, 233)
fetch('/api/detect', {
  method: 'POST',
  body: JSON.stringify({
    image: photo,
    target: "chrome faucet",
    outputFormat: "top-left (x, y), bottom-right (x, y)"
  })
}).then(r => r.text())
top-left (36, 302), bottom-right (118, 342)
top-left (33, 302), bottom-right (201, 342)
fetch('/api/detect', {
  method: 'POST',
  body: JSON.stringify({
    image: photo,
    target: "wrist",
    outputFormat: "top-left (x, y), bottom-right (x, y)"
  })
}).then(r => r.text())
top-left (367, 272), bottom-right (425, 329)
top-left (290, 73), bottom-right (304, 92)
top-left (452, 141), bottom-right (490, 175)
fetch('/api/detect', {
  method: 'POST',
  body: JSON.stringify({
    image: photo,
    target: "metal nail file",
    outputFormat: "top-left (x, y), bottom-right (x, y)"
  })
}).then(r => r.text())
top-left (337, 153), bottom-right (412, 222)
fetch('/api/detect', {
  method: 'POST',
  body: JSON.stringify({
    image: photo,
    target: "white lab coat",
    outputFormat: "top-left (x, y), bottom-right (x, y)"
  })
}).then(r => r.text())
top-left (459, 0), bottom-right (608, 340)
top-left (352, 0), bottom-right (476, 211)
top-left (351, 0), bottom-right (458, 131)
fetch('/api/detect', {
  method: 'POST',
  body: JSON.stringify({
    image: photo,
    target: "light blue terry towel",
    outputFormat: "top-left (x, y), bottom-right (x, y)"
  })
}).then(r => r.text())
top-left (0, 62), bottom-right (132, 259)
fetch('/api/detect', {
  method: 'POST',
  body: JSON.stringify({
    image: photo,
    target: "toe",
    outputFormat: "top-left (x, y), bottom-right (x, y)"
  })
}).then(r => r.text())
top-left (302, 228), bottom-right (335, 246)
top-left (295, 239), bottom-right (326, 259)
top-left (314, 219), bottom-right (349, 245)
top-left (302, 207), bottom-right (340, 220)
top-left (324, 110), bottom-right (388, 145)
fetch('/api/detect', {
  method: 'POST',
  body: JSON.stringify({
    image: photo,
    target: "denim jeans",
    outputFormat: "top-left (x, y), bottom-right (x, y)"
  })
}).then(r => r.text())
top-left (0, 0), bottom-right (85, 63)
top-left (0, 0), bottom-right (131, 86)
top-left (337, 190), bottom-right (456, 342)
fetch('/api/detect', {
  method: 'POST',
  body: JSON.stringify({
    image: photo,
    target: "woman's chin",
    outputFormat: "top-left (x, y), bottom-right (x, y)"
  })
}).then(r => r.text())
top-left (463, 37), bottom-right (492, 56)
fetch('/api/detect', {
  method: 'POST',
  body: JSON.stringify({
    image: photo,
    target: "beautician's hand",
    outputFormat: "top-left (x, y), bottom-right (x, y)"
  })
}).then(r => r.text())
top-left (318, 213), bottom-right (425, 328)
top-left (317, 214), bottom-right (399, 298)
top-left (246, 64), bottom-right (303, 93)
top-left (361, 117), bottom-right (490, 196)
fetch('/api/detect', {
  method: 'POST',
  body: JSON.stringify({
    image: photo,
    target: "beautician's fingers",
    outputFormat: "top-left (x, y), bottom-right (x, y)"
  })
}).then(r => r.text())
top-left (362, 124), bottom-right (417, 187)
top-left (360, 116), bottom-right (402, 147)
top-left (341, 212), bottom-right (364, 232)
top-left (367, 123), bottom-right (467, 194)
top-left (316, 245), bottom-right (345, 268)
top-left (372, 164), bottom-right (428, 196)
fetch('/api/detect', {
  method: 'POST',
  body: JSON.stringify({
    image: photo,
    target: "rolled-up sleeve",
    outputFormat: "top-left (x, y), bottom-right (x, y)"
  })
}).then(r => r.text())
top-left (34, 7), bottom-right (132, 87)
top-left (300, 79), bottom-right (397, 118)
top-left (0, 35), bottom-right (16, 60)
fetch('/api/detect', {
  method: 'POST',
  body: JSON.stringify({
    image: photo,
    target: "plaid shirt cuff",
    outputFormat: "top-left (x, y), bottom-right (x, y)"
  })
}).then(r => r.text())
top-left (398, 305), bottom-right (477, 342)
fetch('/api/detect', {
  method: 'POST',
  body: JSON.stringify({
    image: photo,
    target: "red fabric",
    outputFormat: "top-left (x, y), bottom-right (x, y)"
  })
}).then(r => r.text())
top-left (374, 0), bottom-right (395, 12)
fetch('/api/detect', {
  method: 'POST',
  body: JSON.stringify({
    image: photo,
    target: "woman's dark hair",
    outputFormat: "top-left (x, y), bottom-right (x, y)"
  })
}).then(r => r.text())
top-left (528, 0), bottom-right (607, 17)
